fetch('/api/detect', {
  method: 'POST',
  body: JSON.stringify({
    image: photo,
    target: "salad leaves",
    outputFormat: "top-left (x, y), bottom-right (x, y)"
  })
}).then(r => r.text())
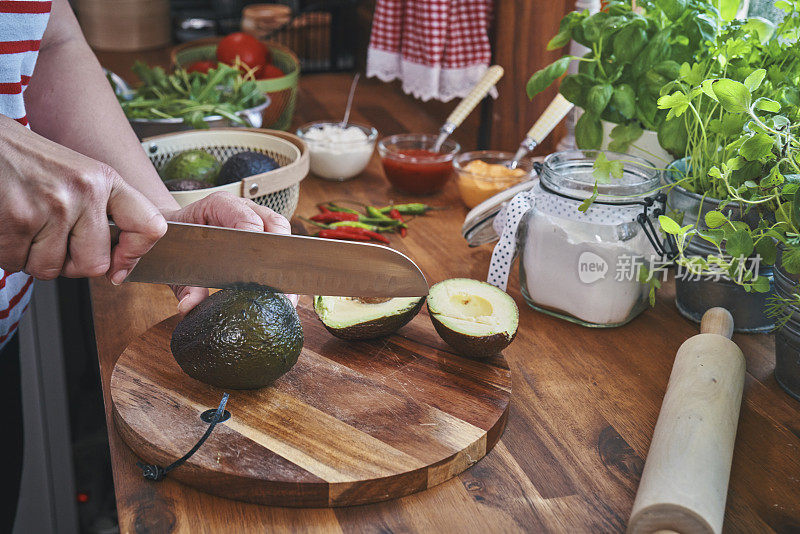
top-left (116, 62), bottom-right (266, 129)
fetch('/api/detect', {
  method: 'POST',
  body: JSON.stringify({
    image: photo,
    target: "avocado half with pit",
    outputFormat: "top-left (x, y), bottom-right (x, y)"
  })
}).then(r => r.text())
top-left (313, 296), bottom-right (424, 340)
top-left (427, 278), bottom-right (518, 359)
top-left (171, 286), bottom-right (303, 390)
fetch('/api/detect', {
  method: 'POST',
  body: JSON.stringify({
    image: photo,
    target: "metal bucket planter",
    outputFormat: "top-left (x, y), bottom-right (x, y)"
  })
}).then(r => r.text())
top-left (773, 257), bottom-right (800, 400)
top-left (666, 159), bottom-right (775, 333)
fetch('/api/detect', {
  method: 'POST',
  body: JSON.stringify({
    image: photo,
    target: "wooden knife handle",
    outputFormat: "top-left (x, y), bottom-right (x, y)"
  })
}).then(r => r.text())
top-left (628, 308), bottom-right (745, 534)
top-left (525, 94), bottom-right (574, 144)
top-left (444, 65), bottom-right (504, 128)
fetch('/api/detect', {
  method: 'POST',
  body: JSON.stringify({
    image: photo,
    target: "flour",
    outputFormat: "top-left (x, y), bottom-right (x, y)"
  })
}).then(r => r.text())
top-left (520, 211), bottom-right (650, 326)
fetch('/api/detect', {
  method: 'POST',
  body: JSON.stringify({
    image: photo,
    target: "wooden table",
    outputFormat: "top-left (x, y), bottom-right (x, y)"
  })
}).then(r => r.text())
top-left (89, 74), bottom-right (800, 533)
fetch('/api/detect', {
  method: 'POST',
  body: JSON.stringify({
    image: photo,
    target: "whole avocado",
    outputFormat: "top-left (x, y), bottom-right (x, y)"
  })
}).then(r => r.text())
top-left (161, 149), bottom-right (220, 183)
top-left (170, 286), bottom-right (303, 390)
top-left (163, 179), bottom-right (211, 191)
top-left (217, 151), bottom-right (279, 185)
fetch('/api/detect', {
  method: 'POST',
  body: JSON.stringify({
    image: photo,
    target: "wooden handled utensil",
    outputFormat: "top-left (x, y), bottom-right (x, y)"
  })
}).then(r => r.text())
top-left (433, 65), bottom-right (504, 151)
top-left (507, 93), bottom-right (574, 169)
top-left (628, 307), bottom-right (745, 534)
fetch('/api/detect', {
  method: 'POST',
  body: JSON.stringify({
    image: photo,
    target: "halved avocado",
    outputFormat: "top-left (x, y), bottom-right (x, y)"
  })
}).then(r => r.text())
top-left (427, 279), bottom-right (518, 359)
top-left (313, 296), bottom-right (424, 340)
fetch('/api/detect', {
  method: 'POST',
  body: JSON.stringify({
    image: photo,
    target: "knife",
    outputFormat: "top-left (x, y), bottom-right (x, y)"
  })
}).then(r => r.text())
top-left (112, 221), bottom-right (429, 297)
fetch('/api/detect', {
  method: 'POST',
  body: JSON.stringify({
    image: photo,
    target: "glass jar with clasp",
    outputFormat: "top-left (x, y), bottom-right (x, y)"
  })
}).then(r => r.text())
top-left (490, 150), bottom-right (666, 328)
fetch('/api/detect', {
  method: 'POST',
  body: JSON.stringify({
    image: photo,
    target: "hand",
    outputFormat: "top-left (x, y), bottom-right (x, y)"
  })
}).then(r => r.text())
top-left (0, 116), bottom-right (166, 282)
top-left (163, 192), bottom-right (297, 314)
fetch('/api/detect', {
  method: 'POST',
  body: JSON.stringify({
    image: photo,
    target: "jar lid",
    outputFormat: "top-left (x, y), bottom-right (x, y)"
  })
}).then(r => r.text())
top-left (461, 150), bottom-right (662, 246)
top-left (541, 150), bottom-right (661, 203)
top-left (461, 178), bottom-right (537, 246)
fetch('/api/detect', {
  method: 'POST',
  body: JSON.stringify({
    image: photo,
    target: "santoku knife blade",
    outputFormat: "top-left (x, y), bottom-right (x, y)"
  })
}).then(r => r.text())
top-left (115, 222), bottom-right (429, 297)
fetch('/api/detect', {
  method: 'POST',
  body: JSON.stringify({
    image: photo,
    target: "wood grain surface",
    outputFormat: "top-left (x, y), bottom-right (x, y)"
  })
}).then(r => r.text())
top-left (110, 305), bottom-right (511, 507)
top-left (87, 70), bottom-right (800, 532)
top-left (490, 0), bottom-right (573, 155)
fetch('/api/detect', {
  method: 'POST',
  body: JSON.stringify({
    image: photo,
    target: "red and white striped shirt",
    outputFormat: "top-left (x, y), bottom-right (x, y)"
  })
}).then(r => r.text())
top-left (1, 0), bottom-right (52, 348)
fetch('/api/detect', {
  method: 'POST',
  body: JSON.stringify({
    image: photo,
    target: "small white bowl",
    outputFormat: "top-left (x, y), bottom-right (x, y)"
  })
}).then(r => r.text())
top-left (296, 121), bottom-right (378, 181)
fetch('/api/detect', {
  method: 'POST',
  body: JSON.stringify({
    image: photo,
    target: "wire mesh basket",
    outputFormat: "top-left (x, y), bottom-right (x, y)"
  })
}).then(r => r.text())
top-left (241, 1), bottom-right (359, 73)
top-left (171, 39), bottom-right (300, 131)
top-left (142, 128), bottom-right (309, 219)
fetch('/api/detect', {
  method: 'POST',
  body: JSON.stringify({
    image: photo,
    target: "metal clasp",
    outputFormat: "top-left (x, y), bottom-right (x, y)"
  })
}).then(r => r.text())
top-left (637, 192), bottom-right (678, 261)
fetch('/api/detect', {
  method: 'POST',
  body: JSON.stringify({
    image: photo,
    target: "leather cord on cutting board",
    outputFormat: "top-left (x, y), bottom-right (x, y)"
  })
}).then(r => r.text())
top-left (137, 392), bottom-right (230, 482)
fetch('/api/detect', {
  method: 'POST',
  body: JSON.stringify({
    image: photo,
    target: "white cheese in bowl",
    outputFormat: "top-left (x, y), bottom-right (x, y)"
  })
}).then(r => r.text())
top-left (298, 122), bottom-right (377, 181)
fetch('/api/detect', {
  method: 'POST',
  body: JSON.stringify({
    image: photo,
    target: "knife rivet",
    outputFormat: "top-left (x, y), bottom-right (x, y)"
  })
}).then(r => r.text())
top-left (249, 184), bottom-right (259, 196)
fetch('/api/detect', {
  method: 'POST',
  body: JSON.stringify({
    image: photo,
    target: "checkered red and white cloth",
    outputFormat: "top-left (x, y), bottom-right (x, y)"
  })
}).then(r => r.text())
top-left (367, 0), bottom-right (494, 102)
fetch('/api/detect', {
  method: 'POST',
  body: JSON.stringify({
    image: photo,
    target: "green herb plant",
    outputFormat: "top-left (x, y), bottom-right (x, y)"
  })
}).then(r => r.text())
top-left (526, 0), bottom-right (730, 158)
top-left (658, 68), bottom-right (800, 294)
top-left (116, 61), bottom-right (266, 128)
top-left (657, 1), bottom-right (800, 197)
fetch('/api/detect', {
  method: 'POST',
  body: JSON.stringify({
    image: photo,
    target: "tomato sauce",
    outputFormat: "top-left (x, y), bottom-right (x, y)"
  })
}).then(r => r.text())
top-left (380, 149), bottom-right (454, 195)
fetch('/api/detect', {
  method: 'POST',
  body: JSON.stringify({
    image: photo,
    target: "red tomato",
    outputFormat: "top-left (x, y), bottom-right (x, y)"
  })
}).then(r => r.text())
top-left (256, 64), bottom-right (285, 80)
top-left (216, 32), bottom-right (268, 70)
top-left (185, 60), bottom-right (216, 74)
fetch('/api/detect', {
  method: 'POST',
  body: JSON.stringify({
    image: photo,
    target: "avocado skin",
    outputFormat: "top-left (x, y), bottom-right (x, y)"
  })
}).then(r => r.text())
top-left (161, 149), bottom-right (220, 183)
top-left (217, 151), bottom-right (279, 185)
top-left (171, 287), bottom-right (303, 390)
top-left (427, 303), bottom-right (516, 359)
top-left (314, 297), bottom-right (424, 340)
top-left (163, 179), bottom-right (212, 191)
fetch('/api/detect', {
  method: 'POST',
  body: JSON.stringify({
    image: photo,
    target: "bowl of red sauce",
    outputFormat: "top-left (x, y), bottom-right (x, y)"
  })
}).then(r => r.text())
top-left (377, 134), bottom-right (460, 195)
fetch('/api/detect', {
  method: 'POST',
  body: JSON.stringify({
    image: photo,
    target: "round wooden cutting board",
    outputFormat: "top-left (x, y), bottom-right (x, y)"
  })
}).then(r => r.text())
top-left (110, 303), bottom-right (511, 507)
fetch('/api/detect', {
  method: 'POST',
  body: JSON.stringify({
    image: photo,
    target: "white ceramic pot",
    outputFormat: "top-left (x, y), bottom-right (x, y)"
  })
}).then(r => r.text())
top-left (600, 120), bottom-right (672, 165)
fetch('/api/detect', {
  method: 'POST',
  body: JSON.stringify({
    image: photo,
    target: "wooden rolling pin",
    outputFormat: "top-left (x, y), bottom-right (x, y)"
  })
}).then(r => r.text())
top-left (628, 308), bottom-right (745, 534)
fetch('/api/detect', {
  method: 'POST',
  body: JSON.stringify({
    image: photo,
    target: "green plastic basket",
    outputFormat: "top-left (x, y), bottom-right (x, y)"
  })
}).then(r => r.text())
top-left (172, 39), bottom-right (299, 131)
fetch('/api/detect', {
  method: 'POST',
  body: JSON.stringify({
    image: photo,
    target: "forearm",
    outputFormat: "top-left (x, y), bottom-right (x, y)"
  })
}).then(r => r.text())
top-left (23, 0), bottom-right (178, 212)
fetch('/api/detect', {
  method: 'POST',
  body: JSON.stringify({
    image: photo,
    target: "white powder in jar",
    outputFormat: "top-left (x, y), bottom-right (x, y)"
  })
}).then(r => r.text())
top-left (521, 211), bottom-right (650, 326)
top-left (303, 124), bottom-right (375, 180)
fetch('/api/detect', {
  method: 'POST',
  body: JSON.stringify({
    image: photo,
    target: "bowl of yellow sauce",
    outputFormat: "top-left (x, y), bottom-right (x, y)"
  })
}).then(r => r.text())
top-left (453, 151), bottom-right (535, 208)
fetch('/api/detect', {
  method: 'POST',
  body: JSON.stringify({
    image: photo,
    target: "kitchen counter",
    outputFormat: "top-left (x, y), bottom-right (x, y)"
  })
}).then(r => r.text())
top-left (90, 73), bottom-right (800, 533)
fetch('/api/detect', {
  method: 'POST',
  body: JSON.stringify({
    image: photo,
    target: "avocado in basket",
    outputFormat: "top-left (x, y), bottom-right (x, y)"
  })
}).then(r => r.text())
top-left (160, 149), bottom-right (220, 184)
top-left (217, 151), bottom-right (280, 185)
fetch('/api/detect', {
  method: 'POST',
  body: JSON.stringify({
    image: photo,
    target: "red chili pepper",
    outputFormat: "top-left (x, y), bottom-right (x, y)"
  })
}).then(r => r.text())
top-left (318, 229), bottom-right (371, 241)
top-left (388, 208), bottom-right (408, 238)
top-left (317, 203), bottom-right (333, 213)
top-left (320, 226), bottom-right (391, 245)
top-left (310, 212), bottom-right (359, 223)
top-left (331, 225), bottom-right (391, 245)
top-left (362, 229), bottom-right (391, 244)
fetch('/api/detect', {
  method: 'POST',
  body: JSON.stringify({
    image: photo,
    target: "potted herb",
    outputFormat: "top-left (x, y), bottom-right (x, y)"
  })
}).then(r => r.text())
top-left (658, 9), bottom-right (800, 395)
top-left (656, 2), bottom-right (799, 330)
top-left (526, 0), bottom-right (728, 162)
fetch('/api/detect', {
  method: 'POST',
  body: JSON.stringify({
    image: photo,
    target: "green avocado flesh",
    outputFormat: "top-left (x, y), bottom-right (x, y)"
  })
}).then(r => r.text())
top-left (313, 296), bottom-right (424, 340)
top-left (170, 286), bottom-right (303, 390)
top-left (427, 278), bottom-right (518, 359)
